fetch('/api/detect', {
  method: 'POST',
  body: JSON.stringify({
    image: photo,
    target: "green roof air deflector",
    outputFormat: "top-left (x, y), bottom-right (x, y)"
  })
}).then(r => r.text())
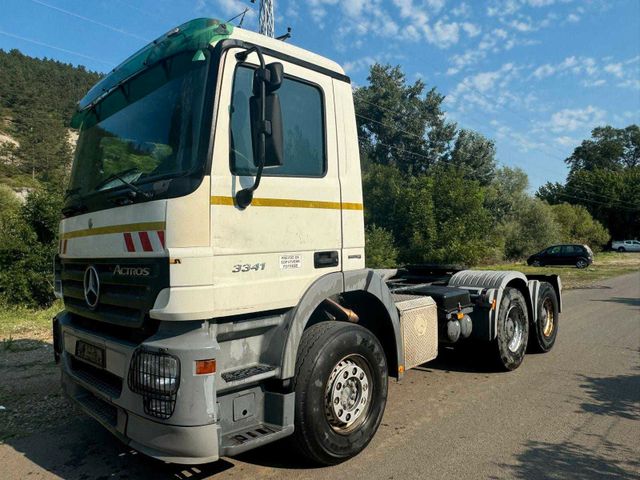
top-left (71, 18), bottom-right (232, 128)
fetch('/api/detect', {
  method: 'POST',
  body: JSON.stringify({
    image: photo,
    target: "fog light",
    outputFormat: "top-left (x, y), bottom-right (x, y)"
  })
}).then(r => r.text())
top-left (128, 349), bottom-right (180, 419)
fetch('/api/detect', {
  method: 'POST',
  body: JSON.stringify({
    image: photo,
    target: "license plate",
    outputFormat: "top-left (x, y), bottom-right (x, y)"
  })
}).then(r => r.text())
top-left (75, 341), bottom-right (105, 368)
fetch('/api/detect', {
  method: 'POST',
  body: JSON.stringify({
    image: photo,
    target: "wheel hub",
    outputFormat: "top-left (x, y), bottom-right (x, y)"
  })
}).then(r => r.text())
top-left (542, 299), bottom-right (554, 337)
top-left (506, 306), bottom-right (524, 353)
top-left (325, 356), bottom-right (372, 433)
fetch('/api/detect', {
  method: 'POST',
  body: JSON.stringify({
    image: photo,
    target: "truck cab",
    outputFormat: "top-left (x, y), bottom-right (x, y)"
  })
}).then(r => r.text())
top-left (54, 18), bottom-right (562, 466)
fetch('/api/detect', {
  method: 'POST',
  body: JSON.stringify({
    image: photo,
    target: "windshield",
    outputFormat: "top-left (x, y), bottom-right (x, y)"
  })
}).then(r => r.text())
top-left (67, 49), bottom-right (210, 202)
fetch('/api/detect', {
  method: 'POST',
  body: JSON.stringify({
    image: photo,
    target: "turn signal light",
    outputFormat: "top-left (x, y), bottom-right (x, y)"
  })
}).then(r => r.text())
top-left (195, 359), bottom-right (216, 375)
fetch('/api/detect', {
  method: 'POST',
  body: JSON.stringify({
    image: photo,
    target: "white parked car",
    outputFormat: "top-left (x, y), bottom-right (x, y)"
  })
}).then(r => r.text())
top-left (612, 240), bottom-right (640, 252)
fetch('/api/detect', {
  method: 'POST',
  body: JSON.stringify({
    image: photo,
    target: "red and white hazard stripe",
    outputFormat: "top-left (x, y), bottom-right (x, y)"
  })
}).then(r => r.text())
top-left (123, 231), bottom-right (165, 252)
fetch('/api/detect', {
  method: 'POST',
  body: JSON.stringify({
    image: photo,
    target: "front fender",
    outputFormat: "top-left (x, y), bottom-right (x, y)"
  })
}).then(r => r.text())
top-left (279, 269), bottom-right (404, 380)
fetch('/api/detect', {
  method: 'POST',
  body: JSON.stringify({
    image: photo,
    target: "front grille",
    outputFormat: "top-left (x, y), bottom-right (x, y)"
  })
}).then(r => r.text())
top-left (77, 392), bottom-right (118, 427)
top-left (70, 357), bottom-right (123, 398)
top-left (61, 258), bottom-right (169, 329)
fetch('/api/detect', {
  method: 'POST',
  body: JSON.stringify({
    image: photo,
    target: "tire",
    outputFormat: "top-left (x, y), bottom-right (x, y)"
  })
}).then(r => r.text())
top-left (617, 247), bottom-right (625, 252)
top-left (492, 288), bottom-right (529, 371)
top-left (575, 258), bottom-right (588, 269)
top-left (292, 321), bottom-right (388, 465)
top-left (528, 282), bottom-right (559, 353)
top-left (531, 260), bottom-right (543, 267)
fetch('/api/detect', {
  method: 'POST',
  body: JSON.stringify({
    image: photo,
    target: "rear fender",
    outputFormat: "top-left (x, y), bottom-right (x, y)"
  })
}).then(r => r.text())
top-left (449, 270), bottom-right (534, 341)
top-left (526, 274), bottom-right (563, 314)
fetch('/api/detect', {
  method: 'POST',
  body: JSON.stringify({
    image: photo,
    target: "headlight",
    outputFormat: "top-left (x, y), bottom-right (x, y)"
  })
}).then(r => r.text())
top-left (128, 349), bottom-right (180, 419)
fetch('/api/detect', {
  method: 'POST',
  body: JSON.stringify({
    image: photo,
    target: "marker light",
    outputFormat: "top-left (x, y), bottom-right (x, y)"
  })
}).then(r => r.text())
top-left (195, 359), bottom-right (216, 375)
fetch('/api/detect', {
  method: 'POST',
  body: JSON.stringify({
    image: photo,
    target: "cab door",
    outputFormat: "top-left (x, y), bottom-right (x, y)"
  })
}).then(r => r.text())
top-left (209, 48), bottom-right (342, 317)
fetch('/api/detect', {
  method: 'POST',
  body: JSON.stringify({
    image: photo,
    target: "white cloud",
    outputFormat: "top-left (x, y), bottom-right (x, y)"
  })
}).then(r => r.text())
top-left (555, 136), bottom-right (577, 147)
top-left (342, 0), bottom-right (366, 17)
top-left (582, 78), bottom-right (606, 87)
top-left (426, 20), bottom-right (460, 48)
top-left (451, 2), bottom-right (471, 17)
top-left (532, 56), bottom-right (598, 79)
top-left (527, 0), bottom-right (557, 6)
top-left (461, 22), bottom-right (481, 37)
top-left (604, 62), bottom-right (624, 78)
top-left (426, 0), bottom-right (446, 13)
top-left (547, 106), bottom-right (606, 133)
top-left (566, 13), bottom-right (580, 22)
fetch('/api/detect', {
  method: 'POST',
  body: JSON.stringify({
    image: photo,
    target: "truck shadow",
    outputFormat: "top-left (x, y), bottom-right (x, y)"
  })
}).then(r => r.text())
top-left (591, 296), bottom-right (640, 307)
top-left (3, 417), bottom-right (236, 479)
top-left (414, 345), bottom-right (500, 374)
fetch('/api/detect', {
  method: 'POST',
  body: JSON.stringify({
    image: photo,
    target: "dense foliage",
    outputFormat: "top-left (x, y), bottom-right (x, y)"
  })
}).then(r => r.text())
top-left (537, 126), bottom-right (640, 239)
top-left (0, 50), bottom-right (100, 306)
top-left (356, 63), bottom-right (613, 267)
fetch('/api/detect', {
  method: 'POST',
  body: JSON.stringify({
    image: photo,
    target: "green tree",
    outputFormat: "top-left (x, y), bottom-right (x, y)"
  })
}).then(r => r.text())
top-left (0, 187), bottom-right (62, 307)
top-left (566, 125), bottom-right (639, 174)
top-left (537, 125), bottom-right (640, 239)
top-left (448, 129), bottom-right (496, 186)
top-left (485, 166), bottom-right (529, 221)
top-left (365, 225), bottom-right (398, 268)
top-left (354, 64), bottom-right (456, 174)
top-left (551, 203), bottom-right (610, 250)
top-left (501, 198), bottom-right (562, 260)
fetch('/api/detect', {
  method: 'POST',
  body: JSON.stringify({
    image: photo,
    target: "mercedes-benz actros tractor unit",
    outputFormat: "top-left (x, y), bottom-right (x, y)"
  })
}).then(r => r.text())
top-left (53, 18), bottom-right (562, 466)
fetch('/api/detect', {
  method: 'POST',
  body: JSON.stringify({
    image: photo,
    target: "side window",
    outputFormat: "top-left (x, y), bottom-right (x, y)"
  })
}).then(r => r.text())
top-left (547, 246), bottom-right (561, 255)
top-left (229, 65), bottom-right (326, 177)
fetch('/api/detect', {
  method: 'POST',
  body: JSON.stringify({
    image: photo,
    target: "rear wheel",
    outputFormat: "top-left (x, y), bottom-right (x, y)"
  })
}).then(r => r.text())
top-left (529, 282), bottom-right (559, 353)
top-left (576, 258), bottom-right (588, 269)
top-left (293, 322), bottom-right (388, 465)
top-left (493, 288), bottom-right (529, 371)
top-left (617, 246), bottom-right (625, 252)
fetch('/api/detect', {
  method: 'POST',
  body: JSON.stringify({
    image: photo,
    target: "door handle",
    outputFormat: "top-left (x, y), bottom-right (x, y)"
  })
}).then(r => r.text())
top-left (314, 251), bottom-right (339, 268)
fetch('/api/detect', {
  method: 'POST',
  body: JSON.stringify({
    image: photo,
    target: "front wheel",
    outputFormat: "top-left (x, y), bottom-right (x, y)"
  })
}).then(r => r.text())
top-left (529, 282), bottom-right (559, 353)
top-left (531, 260), bottom-right (543, 267)
top-left (493, 288), bottom-right (529, 371)
top-left (293, 322), bottom-right (388, 465)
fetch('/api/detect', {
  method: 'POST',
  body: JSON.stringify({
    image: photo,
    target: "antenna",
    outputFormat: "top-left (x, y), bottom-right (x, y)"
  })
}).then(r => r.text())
top-left (226, 7), bottom-right (250, 27)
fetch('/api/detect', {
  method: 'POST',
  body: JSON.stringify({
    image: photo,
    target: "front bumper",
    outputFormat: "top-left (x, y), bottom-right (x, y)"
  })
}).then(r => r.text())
top-left (55, 312), bottom-right (221, 464)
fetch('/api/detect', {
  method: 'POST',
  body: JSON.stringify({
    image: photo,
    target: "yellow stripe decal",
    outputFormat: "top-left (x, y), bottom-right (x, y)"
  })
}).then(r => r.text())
top-left (62, 221), bottom-right (166, 240)
top-left (211, 196), bottom-right (363, 210)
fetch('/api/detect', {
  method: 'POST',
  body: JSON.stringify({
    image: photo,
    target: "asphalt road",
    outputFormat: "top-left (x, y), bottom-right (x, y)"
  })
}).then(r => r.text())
top-left (2, 272), bottom-right (639, 480)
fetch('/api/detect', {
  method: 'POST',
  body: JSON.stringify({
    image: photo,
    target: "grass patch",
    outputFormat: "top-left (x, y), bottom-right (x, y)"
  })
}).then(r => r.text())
top-left (0, 300), bottom-right (62, 341)
top-left (480, 252), bottom-right (640, 289)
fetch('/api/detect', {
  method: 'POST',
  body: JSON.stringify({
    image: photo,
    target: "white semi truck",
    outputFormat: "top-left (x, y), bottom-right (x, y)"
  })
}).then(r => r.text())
top-left (53, 18), bottom-right (562, 466)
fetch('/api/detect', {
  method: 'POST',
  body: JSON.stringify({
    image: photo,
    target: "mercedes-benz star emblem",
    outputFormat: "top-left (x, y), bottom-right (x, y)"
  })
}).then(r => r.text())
top-left (83, 266), bottom-right (100, 309)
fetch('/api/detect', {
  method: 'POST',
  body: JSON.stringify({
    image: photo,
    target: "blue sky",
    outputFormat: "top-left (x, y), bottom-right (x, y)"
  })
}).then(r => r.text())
top-left (1, 0), bottom-right (639, 189)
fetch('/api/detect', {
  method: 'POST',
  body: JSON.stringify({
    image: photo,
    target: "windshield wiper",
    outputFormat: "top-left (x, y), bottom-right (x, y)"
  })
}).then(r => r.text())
top-left (62, 202), bottom-right (88, 217)
top-left (64, 187), bottom-right (82, 199)
top-left (98, 169), bottom-right (153, 200)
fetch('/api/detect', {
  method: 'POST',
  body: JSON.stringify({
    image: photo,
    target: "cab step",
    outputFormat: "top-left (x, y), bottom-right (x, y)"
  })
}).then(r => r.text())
top-left (220, 364), bottom-right (278, 389)
top-left (220, 422), bottom-right (294, 456)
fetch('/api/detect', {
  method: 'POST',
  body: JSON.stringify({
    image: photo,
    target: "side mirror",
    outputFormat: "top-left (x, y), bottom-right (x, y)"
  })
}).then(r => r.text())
top-left (250, 63), bottom-right (284, 168)
top-left (235, 47), bottom-right (284, 209)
